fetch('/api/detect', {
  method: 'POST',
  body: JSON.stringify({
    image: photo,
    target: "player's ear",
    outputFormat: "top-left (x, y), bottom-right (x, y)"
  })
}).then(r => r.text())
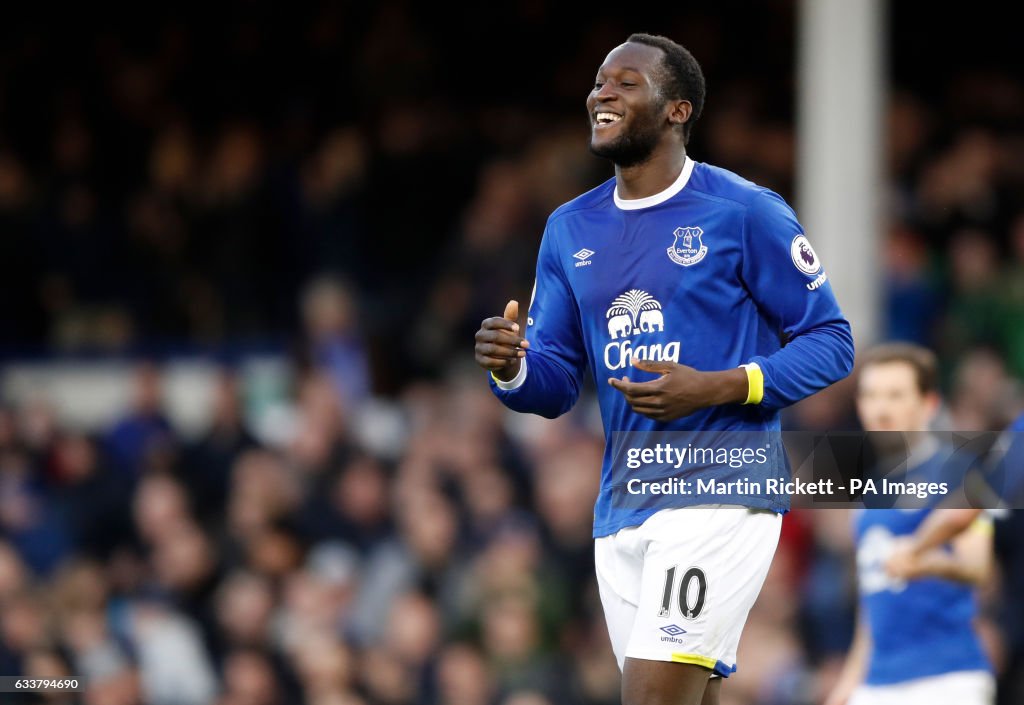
top-left (923, 390), bottom-right (941, 423)
top-left (668, 99), bottom-right (692, 128)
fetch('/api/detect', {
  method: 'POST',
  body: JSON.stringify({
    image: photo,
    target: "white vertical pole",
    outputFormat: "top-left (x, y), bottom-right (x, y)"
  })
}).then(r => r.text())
top-left (797, 0), bottom-right (886, 346)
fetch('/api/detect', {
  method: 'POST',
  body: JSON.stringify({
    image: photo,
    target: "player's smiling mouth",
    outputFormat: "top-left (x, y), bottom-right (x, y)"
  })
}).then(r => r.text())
top-left (594, 111), bottom-right (623, 129)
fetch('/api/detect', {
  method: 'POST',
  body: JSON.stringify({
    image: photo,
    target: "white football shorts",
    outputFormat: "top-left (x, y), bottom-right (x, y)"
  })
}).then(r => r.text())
top-left (849, 670), bottom-right (995, 705)
top-left (594, 504), bottom-right (782, 677)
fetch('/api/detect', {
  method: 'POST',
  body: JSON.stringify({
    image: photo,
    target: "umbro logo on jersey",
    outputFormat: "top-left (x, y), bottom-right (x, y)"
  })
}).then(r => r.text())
top-left (667, 226), bottom-right (707, 267)
top-left (603, 289), bottom-right (680, 370)
top-left (573, 248), bottom-right (595, 267)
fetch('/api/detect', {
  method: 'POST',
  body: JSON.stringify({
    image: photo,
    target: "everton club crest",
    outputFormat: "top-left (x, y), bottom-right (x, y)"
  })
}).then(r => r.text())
top-left (667, 226), bottom-right (707, 267)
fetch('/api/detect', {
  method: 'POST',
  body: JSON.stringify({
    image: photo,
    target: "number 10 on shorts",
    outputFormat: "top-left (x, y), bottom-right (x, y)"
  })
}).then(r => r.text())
top-left (659, 566), bottom-right (708, 619)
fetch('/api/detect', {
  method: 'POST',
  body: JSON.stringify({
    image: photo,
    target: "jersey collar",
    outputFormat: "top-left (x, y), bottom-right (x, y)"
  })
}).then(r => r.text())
top-left (613, 156), bottom-right (695, 211)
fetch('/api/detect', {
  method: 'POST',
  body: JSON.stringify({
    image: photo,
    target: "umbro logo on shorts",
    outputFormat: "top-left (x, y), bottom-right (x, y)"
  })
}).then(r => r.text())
top-left (660, 624), bottom-right (687, 637)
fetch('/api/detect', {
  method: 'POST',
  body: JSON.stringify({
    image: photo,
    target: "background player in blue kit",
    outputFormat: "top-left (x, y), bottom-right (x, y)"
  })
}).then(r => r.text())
top-left (827, 344), bottom-right (995, 705)
top-left (883, 410), bottom-right (1024, 705)
top-left (474, 34), bottom-right (853, 705)
top-left (883, 411), bottom-right (1024, 571)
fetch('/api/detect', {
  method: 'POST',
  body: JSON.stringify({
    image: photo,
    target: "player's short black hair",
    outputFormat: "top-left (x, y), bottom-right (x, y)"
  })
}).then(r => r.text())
top-left (626, 33), bottom-right (705, 144)
top-left (859, 343), bottom-right (939, 396)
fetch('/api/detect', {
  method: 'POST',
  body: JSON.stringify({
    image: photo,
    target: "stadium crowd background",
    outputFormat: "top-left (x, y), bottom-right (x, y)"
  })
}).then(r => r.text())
top-left (0, 2), bottom-right (1022, 704)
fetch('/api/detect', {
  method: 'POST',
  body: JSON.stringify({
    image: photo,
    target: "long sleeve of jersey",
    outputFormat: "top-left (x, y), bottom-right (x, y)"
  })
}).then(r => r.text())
top-left (488, 219), bottom-right (588, 418)
top-left (740, 190), bottom-right (855, 411)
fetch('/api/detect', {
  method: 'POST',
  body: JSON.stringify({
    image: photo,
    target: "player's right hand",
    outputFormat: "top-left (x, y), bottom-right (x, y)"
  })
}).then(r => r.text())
top-left (884, 538), bottom-right (920, 579)
top-left (475, 299), bottom-right (529, 381)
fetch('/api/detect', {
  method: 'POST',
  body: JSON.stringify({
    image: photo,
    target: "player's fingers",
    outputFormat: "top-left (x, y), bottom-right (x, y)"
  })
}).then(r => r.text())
top-left (482, 316), bottom-right (520, 334)
top-left (503, 299), bottom-right (519, 322)
top-left (476, 342), bottom-right (526, 359)
top-left (627, 399), bottom-right (665, 414)
top-left (475, 328), bottom-right (529, 348)
top-left (475, 340), bottom-right (523, 358)
top-left (477, 354), bottom-right (517, 369)
top-left (624, 391), bottom-right (662, 405)
top-left (887, 566), bottom-right (908, 580)
top-left (626, 382), bottom-right (663, 399)
top-left (608, 376), bottom-right (634, 394)
top-left (608, 376), bottom-right (661, 399)
top-left (885, 557), bottom-right (911, 578)
top-left (631, 358), bottom-right (676, 374)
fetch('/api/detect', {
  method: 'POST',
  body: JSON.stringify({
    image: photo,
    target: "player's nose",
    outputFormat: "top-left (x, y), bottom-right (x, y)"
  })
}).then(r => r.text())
top-left (594, 83), bottom-right (619, 102)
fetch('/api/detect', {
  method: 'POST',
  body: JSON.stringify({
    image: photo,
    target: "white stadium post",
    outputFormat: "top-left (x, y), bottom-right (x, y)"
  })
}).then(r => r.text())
top-left (797, 0), bottom-right (886, 346)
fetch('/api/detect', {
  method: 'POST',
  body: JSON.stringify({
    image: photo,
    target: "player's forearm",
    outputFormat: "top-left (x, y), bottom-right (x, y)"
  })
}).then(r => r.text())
top-left (907, 509), bottom-right (983, 557)
top-left (489, 352), bottom-right (580, 419)
top-left (701, 367), bottom-right (751, 406)
top-left (913, 549), bottom-right (989, 586)
top-left (749, 320), bottom-right (855, 411)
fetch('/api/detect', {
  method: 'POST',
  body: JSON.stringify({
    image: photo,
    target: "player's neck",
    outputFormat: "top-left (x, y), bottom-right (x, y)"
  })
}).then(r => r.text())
top-left (614, 147), bottom-right (687, 200)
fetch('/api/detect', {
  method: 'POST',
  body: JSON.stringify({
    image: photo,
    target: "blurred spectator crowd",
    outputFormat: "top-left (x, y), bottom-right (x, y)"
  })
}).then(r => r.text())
top-left (1, 1), bottom-right (1024, 704)
top-left (0, 3), bottom-right (799, 393)
top-left (2, 349), bottom-right (1023, 705)
top-left (2, 4), bottom-right (1022, 396)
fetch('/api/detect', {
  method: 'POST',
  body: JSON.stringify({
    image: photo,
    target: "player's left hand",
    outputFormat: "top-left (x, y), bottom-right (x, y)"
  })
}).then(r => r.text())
top-left (607, 358), bottom-right (714, 421)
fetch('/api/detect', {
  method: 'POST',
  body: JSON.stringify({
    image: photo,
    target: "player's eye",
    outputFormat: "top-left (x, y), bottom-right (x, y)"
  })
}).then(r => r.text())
top-left (593, 81), bottom-right (604, 90)
top-left (621, 81), bottom-right (636, 88)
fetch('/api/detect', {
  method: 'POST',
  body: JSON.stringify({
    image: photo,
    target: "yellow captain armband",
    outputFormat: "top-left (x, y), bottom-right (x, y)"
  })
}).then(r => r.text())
top-left (968, 515), bottom-right (995, 536)
top-left (740, 363), bottom-right (764, 405)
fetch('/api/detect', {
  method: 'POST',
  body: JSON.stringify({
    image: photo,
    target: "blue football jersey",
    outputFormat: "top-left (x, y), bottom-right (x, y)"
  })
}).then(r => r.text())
top-left (854, 449), bottom-right (991, 684)
top-left (490, 157), bottom-right (854, 537)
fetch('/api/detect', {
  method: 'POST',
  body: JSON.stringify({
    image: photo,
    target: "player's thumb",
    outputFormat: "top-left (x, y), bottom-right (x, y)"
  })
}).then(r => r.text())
top-left (503, 299), bottom-right (519, 323)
